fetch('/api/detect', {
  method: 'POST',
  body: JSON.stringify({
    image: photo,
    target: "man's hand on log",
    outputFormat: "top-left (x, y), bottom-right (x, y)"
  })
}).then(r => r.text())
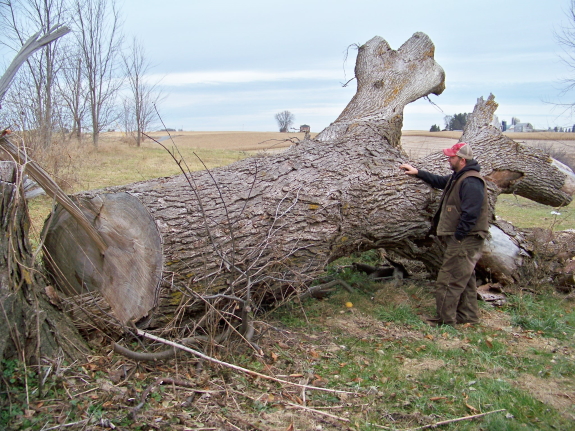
top-left (399, 164), bottom-right (418, 176)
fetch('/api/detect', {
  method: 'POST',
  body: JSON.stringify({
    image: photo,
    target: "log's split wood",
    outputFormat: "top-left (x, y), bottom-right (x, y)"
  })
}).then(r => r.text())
top-left (40, 33), bottom-right (575, 334)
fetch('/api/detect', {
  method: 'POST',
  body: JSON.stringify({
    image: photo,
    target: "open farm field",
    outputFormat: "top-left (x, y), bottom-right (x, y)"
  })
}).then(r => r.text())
top-left (112, 130), bottom-right (316, 152)
top-left (401, 130), bottom-right (575, 160)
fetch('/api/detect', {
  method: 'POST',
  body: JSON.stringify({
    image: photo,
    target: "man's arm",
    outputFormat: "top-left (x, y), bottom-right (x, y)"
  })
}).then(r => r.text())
top-left (400, 164), bottom-right (450, 189)
top-left (416, 170), bottom-right (451, 190)
top-left (455, 176), bottom-right (485, 240)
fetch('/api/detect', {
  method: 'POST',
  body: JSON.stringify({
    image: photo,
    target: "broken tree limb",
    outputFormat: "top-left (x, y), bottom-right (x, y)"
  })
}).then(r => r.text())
top-left (394, 94), bottom-right (575, 283)
top-left (0, 25), bottom-right (71, 104)
top-left (0, 162), bottom-right (89, 364)
top-left (0, 137), bottom-right (108, 255)
top-left (132, 328), bottom-right (355, 395)
top-left (404, 409), bottom-right (507, 431)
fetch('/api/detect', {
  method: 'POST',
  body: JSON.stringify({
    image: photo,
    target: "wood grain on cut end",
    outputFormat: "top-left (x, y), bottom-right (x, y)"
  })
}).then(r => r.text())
top-left (43, 192), bottom-right (162, 324)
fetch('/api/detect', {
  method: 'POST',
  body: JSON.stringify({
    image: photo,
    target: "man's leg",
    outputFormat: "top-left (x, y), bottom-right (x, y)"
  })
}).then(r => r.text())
top-left (435, 236), bottom-right (483, 325)
top-left (456, 269), bottom-right (480, 324)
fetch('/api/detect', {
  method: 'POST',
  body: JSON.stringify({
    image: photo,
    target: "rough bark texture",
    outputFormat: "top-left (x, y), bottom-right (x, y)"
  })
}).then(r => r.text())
top-left (41, 33), bottom-right (575, 335)
top-left (0, 162), bottom-right (89, 364)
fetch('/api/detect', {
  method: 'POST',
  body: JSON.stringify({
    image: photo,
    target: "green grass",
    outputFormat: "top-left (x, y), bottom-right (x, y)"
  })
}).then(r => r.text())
top-left (495, 195), bottom-right (575, 230)
top-left (265, 252), bottom-right (575, 430)
top-left (505, 293), bottom-right (575, 340)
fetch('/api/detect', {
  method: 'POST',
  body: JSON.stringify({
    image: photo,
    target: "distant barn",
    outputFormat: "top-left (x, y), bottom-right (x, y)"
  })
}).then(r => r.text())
top-left (299, 124), bottom-right (310, 133)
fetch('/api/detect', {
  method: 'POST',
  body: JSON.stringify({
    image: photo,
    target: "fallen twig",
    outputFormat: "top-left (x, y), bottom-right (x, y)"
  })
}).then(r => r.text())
top-left (135, 328), bottom-right (354, 395)
top-left (130, 377), bottom-right (203, 419)
top-left (112, 342), bottom-right (178, 362)
top-left (299, 279), bottom-right (354, 300)
top-left (43, 419), bottom-right (89, 431)
top-left (284, 401), bottom-right (352, 424)
top-left (403, 408), bottom-right (506, 430)
top-left (284, 401), bottom-right (391, 429)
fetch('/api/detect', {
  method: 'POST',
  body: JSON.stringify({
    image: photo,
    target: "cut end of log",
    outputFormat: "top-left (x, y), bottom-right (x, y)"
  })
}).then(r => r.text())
top-left (43, 192), bottom-right (163, 324)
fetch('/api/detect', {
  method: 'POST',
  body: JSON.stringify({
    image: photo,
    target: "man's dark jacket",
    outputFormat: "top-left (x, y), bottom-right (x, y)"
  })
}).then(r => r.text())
top-left (416, 159), bottom-right (489, 240)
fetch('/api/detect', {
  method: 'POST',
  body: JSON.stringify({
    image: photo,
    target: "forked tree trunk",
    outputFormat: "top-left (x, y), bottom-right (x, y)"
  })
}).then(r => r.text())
top-left (390, 94), bottom-right (575, 284)
top-left (41, 33), bottom-right (575, 335)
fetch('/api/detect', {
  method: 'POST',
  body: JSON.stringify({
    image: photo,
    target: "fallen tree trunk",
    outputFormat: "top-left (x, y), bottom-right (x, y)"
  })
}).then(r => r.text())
top-left (41, 33), bottom-right (575, 335)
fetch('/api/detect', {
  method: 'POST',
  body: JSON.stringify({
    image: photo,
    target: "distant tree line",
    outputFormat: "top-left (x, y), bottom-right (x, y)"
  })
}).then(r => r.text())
top-left (428, 113), bottom-right (469, 132)
top-left (431, 114), bottom-right (575, 133)
top-left (0, 0), bottom-right (162, 154)
top-left (444, 113), bottom-right (468, 131)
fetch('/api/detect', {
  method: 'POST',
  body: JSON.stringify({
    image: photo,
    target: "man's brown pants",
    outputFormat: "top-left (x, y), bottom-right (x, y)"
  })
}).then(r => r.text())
top-left (435, 235), bottom-right (484, 325)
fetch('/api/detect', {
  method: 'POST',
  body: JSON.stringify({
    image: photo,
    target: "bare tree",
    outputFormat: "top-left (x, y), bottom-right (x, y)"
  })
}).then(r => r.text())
top-left (0, 0), bottom-right (68, 149)
top-left (275, 110), bottom-right (294, 132)
top-left (557, 0), bottom-right (575, 99)
top-left (443, 115), bottom-right (453, 131)
top-left (122, 37), bottom-right (162, 146)
top-left (0, 24), bottom-right (89, 367)
top-left (72, 0), bottom-right (123, 147)
top-left (56, 45), bottom-right (89, 140)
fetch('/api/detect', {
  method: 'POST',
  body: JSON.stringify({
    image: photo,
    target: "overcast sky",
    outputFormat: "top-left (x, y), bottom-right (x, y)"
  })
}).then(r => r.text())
top-left (5, 0), bottom-right (574, 132)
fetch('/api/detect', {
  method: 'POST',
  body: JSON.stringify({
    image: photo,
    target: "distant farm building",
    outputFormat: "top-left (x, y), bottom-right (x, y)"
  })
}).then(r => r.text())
top-left (509, 123), bottom-right (534, 132)
top-left (299, 124), bottom-right (310, 133)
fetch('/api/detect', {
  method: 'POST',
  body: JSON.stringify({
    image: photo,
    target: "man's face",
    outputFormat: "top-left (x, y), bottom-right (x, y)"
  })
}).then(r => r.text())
top-left (448, 155), bottom-right (465, 172)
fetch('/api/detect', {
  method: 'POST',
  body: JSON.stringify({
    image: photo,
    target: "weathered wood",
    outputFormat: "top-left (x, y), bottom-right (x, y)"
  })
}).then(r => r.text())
top-left (42, 33), bottom-right (575, 333)
top-left (0, 162), bottom-right (88, 363)
top-left (0, 25), bottom-right (70, 105)
top-left (1, 136), bottom-right (108, 253)
top-left (42, 192), bottom-right (163, 325)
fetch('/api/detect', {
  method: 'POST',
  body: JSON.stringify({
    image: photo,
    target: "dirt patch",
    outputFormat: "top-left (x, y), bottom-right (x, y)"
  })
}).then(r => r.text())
top-left (513, 374), bottom-right (575, 419)
top-left (402, 358), bottom-right (446, 376)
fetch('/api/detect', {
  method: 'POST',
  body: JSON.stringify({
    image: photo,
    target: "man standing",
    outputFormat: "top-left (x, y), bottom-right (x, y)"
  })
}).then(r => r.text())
top-left (399, 142), bottom-right (490, 326)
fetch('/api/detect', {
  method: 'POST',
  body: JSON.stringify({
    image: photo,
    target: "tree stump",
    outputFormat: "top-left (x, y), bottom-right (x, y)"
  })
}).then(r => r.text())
top-left (0, 161), bottom-right (89, 364)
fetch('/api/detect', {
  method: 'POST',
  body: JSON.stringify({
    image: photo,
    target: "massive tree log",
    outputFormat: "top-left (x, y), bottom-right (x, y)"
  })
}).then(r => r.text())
top-left (42, 33), bottom-right (575, 335)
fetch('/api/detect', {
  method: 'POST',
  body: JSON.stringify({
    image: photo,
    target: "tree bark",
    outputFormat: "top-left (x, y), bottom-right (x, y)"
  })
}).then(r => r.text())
top-left (41, 33), bottom-right (575, 335)
top-left (0, 162), bottom-right (89, 364)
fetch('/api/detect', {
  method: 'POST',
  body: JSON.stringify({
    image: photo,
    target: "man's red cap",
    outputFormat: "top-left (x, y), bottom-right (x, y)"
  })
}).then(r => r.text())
top-left (443, 142), bottom-right (473, 159)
